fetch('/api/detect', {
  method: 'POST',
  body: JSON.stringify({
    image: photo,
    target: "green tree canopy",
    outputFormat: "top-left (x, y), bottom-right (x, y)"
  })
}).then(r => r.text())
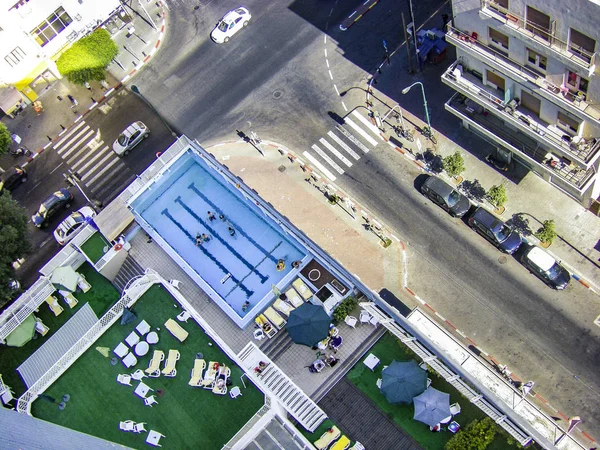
top-left (0, 122), bottom-right (11, 155)
top-left (442, 151), bottom-right (466, 178)
top-left (56, 29), bottom-right (118, 84)
top-left (0, 191), bottom-right (31, 305)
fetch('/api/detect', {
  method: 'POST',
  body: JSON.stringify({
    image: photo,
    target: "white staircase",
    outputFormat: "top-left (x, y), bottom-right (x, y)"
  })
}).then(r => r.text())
top-left (238, 342), bottom-right (327, 432)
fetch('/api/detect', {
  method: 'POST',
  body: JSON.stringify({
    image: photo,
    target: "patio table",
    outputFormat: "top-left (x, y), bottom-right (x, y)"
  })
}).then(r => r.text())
top-left (146, 430), bottom-right (164, 446)
top-left (146, 331), bottom-right (159, 344)
top-left (440, 415), bottom-right (452, 425)
top-left (363, 353), bottom-right (380, 371)
top-left (135, 341), bottom-right (150, 356)
top-left (134, 381), bottom-right (151, 398)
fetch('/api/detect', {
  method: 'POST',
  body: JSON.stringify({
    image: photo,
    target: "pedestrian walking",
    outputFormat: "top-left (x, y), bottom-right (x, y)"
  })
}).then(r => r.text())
top-left (67, 94), bottom-right (78, 107)
top-left (84, 81), bottom-right (92, 90)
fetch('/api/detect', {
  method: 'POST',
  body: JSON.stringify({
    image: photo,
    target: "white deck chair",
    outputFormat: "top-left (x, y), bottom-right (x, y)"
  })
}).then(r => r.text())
top-left (229, 386), bottom-right (242, 399)
top-left (117, 374), bottom-right (132, 386)
top-left (144, 395), bottom-right (158, 407)
top-left (359, 310), bottom-right (371, 324)
top-left (119, 420), bottom-right (134, 432)
top-left (176, 310), bottom-right (191, 322)
top-left (133, 422), bottom-right (146, 433)
top-left (450, 402), bottom-right (461, 416)
top-left (376, 378), bottom-right (382, 388)
top-left (131, 369), bottom-right (147, 381)
top-left (344, 315), bottom-right (358, 328)
top-left (169, 279), bottom-right (182, 289)
top-left (427, 378), bottom-right (432, 388)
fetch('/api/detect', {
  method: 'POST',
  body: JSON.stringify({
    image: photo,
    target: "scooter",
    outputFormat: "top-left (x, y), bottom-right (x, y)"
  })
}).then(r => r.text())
top-left (9, 147), bottom-right (31, 157)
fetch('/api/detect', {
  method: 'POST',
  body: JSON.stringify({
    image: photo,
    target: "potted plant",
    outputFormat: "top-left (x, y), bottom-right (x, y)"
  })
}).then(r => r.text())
top-left (535, 219), bottom-right (557, 247)
top-left (442, 151), bottom-right (466, 182)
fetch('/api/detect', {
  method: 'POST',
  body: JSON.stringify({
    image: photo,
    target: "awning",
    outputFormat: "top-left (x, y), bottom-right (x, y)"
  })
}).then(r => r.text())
top-left (0, 87), bottom-right (23, 114)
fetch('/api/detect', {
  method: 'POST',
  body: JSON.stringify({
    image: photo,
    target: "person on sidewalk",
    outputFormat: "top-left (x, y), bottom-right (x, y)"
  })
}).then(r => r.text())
top-left (67, 94), bottom-right (78, 107)
top-left (84, 81), bottom-right (92, 90)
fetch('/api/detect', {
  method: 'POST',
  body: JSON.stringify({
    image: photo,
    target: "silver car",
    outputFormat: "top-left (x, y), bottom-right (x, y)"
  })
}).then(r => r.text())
top-left (112, 121), bottom-right (149, 156)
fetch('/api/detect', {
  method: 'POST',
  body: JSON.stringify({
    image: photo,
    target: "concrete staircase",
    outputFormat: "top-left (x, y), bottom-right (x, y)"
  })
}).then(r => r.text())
top-left (112, 255), bottom-right (145, 294)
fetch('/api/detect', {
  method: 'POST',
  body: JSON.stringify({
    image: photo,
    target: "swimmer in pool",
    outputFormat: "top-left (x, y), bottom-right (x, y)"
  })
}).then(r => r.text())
top-left (242, 301), bottom-right (250, 312)
top-left (195, 233), bottom-right (203, 246)
top-left (228, 227), bottom-right (235, 236)
top-left (219, 214), bottom-right (225, 221)
top-left (201, 233), bottom-right (210, 242)
top-left (207, 211), bottom-right (216, 221)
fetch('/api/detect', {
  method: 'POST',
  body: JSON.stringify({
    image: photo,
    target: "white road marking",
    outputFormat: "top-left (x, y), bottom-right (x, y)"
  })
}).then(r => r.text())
top-left (72, 146), bottom-right (111, 172)
top-left (54, 121), bottom-right (86, 149)
top-left (319, 138), bottom-right (352, 167)
top-left (49, 162), bottom-right (64, 174)
top-left (302, 151), bottom-right (337, 181)
top-left (57, 128), bottom-right (93, 155)
top-left (311, 144), bottom-right (344, 174)
top-left (81, 152), bottom-right (115, 180)
top-left (352, 110), bottom-right (384, 140)
top-left (345, 117), bottom-right (378, 147)
top-left (328, 70), bottom-right (333, 80)
top-left (327, 131), bottom-right (360, 160)
top-left (86, 158), bottom-right (122, 185)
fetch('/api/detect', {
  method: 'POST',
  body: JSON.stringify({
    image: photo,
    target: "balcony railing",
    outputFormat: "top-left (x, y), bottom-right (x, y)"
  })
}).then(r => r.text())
top-left (445, 93), bottom-right (596, 192)
top-left (445, 25), bottom-right (600, 124)
top-left (441, 60), bottom-right (600, 164)
top-left (480, 0), bottom-right (596, 72)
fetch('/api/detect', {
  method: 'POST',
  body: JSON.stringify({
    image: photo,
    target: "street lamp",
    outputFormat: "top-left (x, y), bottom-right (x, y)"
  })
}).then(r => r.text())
top-left (401, 82), bottom-right (431, 135)
top-left (130, 85), bottom-right (177, 137)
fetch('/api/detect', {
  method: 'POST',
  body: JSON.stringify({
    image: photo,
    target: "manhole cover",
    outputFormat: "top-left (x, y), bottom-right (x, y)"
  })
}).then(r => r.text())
top-left (273, 89), bottom-right (284, 100)
top-left (278, 165), bottom-right (286, 172)
top-left (498, 255), bottom-right (507, 264)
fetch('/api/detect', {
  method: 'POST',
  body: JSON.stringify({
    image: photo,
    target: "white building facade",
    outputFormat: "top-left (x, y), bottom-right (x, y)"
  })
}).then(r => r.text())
top-left (0, 0), bottom-right (120, 102)
top-left (443, 0), bottom-right (600, 207)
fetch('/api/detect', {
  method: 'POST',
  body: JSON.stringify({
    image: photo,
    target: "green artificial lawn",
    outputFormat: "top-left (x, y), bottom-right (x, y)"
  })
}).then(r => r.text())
top-left (0, 263), bottom-right (120, 397)
top-left (346, 333), bottom-right (520, 450)
top-left (31, 284), bottom-right (264, 450)
top-left (80, 232), bottom-right (111, 263)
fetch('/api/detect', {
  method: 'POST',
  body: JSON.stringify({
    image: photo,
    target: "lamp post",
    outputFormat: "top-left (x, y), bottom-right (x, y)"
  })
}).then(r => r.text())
top-left (401, 82), bottom-right (431, 135)
top-left (130, 85), bottom-right (177, 137)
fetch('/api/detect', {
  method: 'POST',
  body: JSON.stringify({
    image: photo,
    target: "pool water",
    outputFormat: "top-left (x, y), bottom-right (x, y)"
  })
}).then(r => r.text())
top-left (130, 151), bottom-right (306, 320)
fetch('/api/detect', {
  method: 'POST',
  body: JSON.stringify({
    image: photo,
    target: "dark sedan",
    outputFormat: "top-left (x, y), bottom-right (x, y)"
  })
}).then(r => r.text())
top-left (520, 245), bottom-right (570, 290)
top-left (420, 176), bottom-right (471, 217)
top-left (468, 207), bottom-right (522, 254)
top-left (0, 165), bottom-right (27, 193)
top-left (31, 188), bottom-right (73, 228)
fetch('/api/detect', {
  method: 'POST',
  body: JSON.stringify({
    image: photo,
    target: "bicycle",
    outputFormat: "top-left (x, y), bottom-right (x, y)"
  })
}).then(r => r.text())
top-left (422, 127), bottom-right (437, 145)
top-left (393, 125), bottom-right (415, 142)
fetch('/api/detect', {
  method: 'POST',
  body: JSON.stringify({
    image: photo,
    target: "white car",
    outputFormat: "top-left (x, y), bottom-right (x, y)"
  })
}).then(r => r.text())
top-left (53, 206), bottom-right (96, 246)
top-left (211, 7), bottom-right (251, 43)
top-left (112, 121), bottom-right (149, 156)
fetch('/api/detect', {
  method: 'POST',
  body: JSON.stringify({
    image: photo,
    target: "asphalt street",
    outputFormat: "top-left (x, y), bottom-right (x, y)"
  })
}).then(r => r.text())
top-left (7, 0), bottom-right (599, 438)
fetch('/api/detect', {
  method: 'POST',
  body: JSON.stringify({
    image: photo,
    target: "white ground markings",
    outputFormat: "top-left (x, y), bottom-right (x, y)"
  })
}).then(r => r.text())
top-left (52, 120), bottom-right (131, 194)
top-left (303, 110), bottom-right (382, 180)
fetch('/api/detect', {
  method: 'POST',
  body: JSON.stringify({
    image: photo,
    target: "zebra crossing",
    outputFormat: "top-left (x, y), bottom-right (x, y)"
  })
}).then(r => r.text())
top-left (52, 120), bottom-right (134, 199)
top-left (302, 110), bottom-right (383, 181)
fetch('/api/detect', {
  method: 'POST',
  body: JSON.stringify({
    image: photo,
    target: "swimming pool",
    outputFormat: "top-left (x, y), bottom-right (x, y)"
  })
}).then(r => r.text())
top-left (128, 148), bottom-right (306, 327)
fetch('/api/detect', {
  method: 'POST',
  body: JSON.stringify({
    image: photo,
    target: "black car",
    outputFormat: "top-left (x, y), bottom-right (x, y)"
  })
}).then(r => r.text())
top-left (420, 176), bottom-right (471, 217)
top-left (31, 188), bottom-right (73, 228)
top-left (0, 165), bottom-right (27, 192)
top-left (468, 207), bottom-right (522, 254)
top-left (520, 245), bottom-right (570, 290)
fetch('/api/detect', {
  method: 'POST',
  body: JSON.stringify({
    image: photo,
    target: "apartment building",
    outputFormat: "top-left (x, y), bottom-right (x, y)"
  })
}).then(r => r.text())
top-left (443, 0), bottom-right (600, 207)
top-left (0, 0), bottom-right (120, 105)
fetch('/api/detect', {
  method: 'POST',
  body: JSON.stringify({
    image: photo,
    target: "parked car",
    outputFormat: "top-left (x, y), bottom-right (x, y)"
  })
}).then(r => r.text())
top-left (31, 188), bottom-right (73, 228)
top-left (53, 206), bottom-right (96, 245)
top-left (0, 165), bottom-right (27, 193)
top-left (112, 121), bottom-right (149, 156)
top-left (520, 245), bottom-right (570, 290)
top-left (420, 176), bottom-right (471, 217)
top-left (467, 207), bottom-right (522, 254)
top-left (211, 7), bottom-right (251, 43)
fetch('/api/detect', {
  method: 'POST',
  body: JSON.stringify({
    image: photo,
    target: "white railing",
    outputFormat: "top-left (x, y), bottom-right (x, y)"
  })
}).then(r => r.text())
top-left (221, 404), bottom-right (272, 450)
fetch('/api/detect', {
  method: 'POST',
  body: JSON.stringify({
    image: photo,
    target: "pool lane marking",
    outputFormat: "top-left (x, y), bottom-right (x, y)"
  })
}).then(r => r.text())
top-left (175, 196), bottom-right (269, 284)
top-left (161, 208), bottom-right (254, 298)
top-left (187, 183), bottom-right (278, 263)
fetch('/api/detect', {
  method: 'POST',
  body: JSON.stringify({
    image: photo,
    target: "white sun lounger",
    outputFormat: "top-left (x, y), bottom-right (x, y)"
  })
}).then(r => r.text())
top-left (273, 298), bottom-right (295, 317)
top-left (162, 349), bottom-right (180, 377)
top-left (189, 359), bottom-right (206, 386)
top-left (164, 318), bottom-right (188, 342)
top-left (77, 274), bottom-right (91, 293)
top-left (145, 350), bottom-right (165, 377)
top-left (59, 290), bottom-right (78, 309)
top-left (264, 307), bottom-right (286, 330)
top-left (285, 287), bottom-right (304, 307)
top-left (292, 278), bottom-right (312, 300)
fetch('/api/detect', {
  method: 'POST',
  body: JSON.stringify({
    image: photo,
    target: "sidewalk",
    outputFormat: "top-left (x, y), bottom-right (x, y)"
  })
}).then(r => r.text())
top-left (353, 44), bottom-right (600, 292)
top-left (0, 1), bottom-right (166, 172)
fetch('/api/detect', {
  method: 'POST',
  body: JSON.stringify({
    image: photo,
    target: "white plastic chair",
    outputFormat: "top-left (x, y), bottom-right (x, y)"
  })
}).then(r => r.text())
top-left (169, 279), bottom-right (182, 289)
top-left (344, 315), bottom-right (357, 328)
top-left (177, 310), bottom-right (191, 322)
top-left (359, 310), bottom-right (371, 324)
top-left (229, 386), bottom-right (242, 399)
top-left (450, 402), bottom-right (461, 416)
top-left (119, 420), bottom-right (134, 431)
top-left (131, 369), bottom-right (147, 381)
top-left (427, 378), bottom-right (432, 388)
top-left (133, 422), bottom-right (146, 433)
top-left (376, 378), bottom-right (382, 388)
top-left (144, 395), bottom-right (158, 407)
top-left (117, 374), bottom-right (132, 386)
top-left (253, 329), bottom-right (265, 340)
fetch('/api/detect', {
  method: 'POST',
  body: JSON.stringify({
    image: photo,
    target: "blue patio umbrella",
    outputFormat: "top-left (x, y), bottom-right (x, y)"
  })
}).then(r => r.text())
top-left (380, 360), bottom-right (428, 404)
top-left (413, 387), bottom-right (451, 427)
top-left (286, 303), bottom-right (330, 347)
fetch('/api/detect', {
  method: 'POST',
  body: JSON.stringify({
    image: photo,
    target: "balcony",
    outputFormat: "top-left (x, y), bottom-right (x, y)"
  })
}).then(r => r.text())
top-left (479, 0), bottom-right (596, 76)
top-left (445, 25), bottom-right (600, 126)
top-left (445, 93), bottom-right (595, 194)
top-left (441, 60), bottom-right (600, 166)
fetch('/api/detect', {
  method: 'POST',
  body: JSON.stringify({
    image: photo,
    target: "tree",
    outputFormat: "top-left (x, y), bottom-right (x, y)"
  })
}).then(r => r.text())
top-left (56, 29), bottom-right (118, 85)
top-left (535, 219), bottom-right (557, 244)
top-left (445, 418), bottom-right (497, 450)
top-left (442, 151), bottom-right (465, 178)
top-left (0, 191), bottom-right (31, 305)
top-left (0, 122), bottom-right (11, 155)
top-left (486, 184), bottom-right (508, 208)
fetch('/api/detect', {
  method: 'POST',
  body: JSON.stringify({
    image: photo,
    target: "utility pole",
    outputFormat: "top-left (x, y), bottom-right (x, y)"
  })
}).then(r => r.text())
top-left (402, 13), bottom-right (415, 74)
top-left (64, 170), bottom-right (103, 210)
top-left (407, 0), bottom-right (420, 72)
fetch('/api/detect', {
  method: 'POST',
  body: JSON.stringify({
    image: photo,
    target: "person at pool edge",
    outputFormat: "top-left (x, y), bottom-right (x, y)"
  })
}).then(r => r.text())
top-left (195, 233), bottom-right (203, 246)
top-left (242, 300), bottom-right (250, 311)
top-left (207, 211), bottom-right (216, 221)
top-left (228, 226), bottom-right (236, 236)
top-left (292, 260), bottom-right (301, 269)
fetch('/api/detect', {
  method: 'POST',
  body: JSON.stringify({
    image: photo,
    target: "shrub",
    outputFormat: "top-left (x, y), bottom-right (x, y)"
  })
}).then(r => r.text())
top-left (381, 237), bottom-right (392, 248)
top-left (486, 184), bottom-right (507, 207)
top-left (534, 219), bottom-right (557, 244)
top-left (332, 296), bottom-right (358, 323)
top-left (0, 123), bottom-right (11, 155)
top-left (328, 194), bottom-right (339, 205)
top-left (445, 418), bottom-right (497, 450)
top-left (56, 29), bottom-right (118, 84)
top-left (442, 151), bottom-right (465, 178)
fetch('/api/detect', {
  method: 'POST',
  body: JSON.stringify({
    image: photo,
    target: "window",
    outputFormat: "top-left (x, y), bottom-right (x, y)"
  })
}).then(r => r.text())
top-left (569, 29), bottom-right (595, 64)
top-left (30, 7), bottom-right (72, 47)
top-left (4, 47), bottom-right (26, 67)
top-left (557, 111), bottom-right (580, 135)
top-left (566, 71), bottom-right (589, 94)
top-left (520, 91), bottom-right (541, 115)
top-left (489, 27), bottom-right (509, 52)
top-left (526, 6), bottom-right (551, 42)
top-left (527, 48), bottom-right (547, 72)
top-left (486, 70), bottom-right (506, 92)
